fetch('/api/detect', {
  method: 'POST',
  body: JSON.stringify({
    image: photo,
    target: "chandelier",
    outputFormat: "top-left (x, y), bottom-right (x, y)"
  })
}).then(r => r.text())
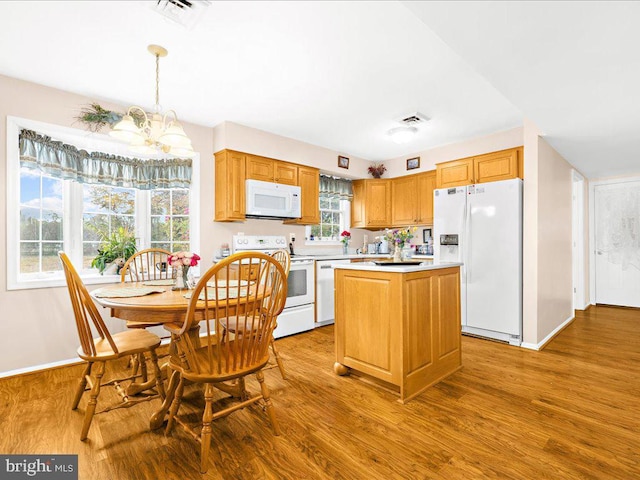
top-left (110, 45), bottom-right (195, 158)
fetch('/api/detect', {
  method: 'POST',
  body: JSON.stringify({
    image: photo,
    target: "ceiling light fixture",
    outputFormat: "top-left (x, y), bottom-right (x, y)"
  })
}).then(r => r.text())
top-left (387, 126), bottom-right (418, 144)
top-left (109, 44), bottom-right (195, 158)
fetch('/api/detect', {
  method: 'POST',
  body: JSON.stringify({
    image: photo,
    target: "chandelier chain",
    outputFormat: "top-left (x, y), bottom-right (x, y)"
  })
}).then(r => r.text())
top-left (155, 52), bottom-right (160, 107)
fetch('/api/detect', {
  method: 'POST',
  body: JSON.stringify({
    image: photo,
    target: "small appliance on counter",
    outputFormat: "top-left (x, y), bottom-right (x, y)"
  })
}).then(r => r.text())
top-left (376, 236), bottom-right (389, 254)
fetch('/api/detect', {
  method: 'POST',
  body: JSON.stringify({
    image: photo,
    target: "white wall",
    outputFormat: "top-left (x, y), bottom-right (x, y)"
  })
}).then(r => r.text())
top-left (536, 137), bottom-right (574, 341)
top-left (0, 74), bottom-right (214, 374)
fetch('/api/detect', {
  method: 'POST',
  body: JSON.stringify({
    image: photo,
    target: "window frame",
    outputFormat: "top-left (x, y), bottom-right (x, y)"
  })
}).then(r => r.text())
top-left (305, 195), bottom-right (351, 246)
top-left (6, 116), bottom-right (200, 290)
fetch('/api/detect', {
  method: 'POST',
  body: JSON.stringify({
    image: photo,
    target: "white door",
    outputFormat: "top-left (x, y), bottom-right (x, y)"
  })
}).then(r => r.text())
top-left (594, 181), bottom-right (640, 307)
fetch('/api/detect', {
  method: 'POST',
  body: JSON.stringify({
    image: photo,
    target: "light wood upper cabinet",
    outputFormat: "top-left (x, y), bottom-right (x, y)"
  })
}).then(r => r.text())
top-left (436, 147), bottom-right (523, 188)
top-left (416, 171), bottom-right (436, 225)
top-left (391, 171), bottom-right (437, 227)
top-left (366, 180), bottom-right (391, 228)
top-left (351, 179), bottom-right (391, 229)
top-left (246, 154), bottom-right (298, 185)
top-left (275, 162), bottom-right (298, 185)
top-left (474, 148), bottom-right (519, 184)
top-left (351, 180), bottom-right (366, 228)
top-left (284, 165), bottom-right (320, 225)
top-left (391, 175), bottom-right (419, 226)
top-left (436, 157), bottom-right (474, 189)
top-left (215, 150), bottom-right (246, 221)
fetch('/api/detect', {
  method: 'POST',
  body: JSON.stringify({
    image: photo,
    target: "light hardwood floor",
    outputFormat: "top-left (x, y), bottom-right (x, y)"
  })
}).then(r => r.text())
top-left (1, 305), bottom-right (639, 479)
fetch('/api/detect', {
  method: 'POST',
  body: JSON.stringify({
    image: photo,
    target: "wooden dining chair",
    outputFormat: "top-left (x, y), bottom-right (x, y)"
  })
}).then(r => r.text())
top-left (120, 248), bottom-right (172, 284)
top-left (265, 249), bottom-right (291, 378)
top-left (120, 248), bottom-right (173, 384)
top-left (58, 251), bottom-right (166, 441)
top-left (221, 249), bottom-right (291, 379)
top-left (163, 252), bottom-right (287, 474)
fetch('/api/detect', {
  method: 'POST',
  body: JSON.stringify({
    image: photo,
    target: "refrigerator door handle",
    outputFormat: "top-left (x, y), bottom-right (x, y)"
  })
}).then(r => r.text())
top-left (465, 200), bottom-right (471, 282)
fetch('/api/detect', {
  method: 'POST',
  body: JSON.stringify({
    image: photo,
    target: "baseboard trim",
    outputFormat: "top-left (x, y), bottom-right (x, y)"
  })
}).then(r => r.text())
top-left (0, 357), bottom-right (82, 379)
top-left (0, 337), bottom-right (172, 379)
top-left (520, 315), bottom-right (575, 351)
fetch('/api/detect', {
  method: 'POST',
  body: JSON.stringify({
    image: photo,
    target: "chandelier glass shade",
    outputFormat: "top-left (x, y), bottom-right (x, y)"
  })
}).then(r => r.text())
top-left (110, 45), bottom-right (195, 158)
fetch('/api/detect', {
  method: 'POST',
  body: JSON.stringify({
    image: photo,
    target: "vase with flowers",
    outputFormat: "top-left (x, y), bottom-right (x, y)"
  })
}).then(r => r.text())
top-left (367, 163), bottom-right (387, 179)
top-left (384, 226), bottom-right (417, 262)
top-left (168, 251), bottom-right (201, 290)
top-left (340, 230), bottom-right (351, 254)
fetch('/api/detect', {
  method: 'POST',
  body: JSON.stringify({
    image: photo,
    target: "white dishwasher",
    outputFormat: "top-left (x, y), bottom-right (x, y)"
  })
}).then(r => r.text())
top-left (315, 259), bottom-right (351, 326)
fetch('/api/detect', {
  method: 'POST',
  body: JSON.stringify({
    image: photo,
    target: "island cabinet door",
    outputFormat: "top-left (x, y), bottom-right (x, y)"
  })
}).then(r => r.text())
top-left (402, 268), bottom-right (461, 401)
top-left (334, 270), bottom-right (403, 385)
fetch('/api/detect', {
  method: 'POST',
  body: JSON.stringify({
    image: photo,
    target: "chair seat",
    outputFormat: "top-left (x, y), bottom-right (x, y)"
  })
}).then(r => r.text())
top-left (169, 341), bottom-right (269, 383)
top-left (221, 315), bottom-right (265, 334)
top-left (77, 329), bottom-right (162, 361)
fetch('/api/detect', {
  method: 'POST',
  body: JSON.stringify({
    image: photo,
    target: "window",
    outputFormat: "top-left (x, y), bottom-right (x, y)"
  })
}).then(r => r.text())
top-left (150, 189), bottom-right (191, 253)
top-left (306, 194), bottom-right (350, 244)
top-left (82, 185), bottom-right (136, 269)
top-left (19, 168), bottom-right (64, 274)
top-left (7, 117), bottom-right (200, 290)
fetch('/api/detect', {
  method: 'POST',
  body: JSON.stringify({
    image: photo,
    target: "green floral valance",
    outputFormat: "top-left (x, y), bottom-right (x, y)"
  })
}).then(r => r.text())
top-left (319, 174), bottom-right (352, 199)
top-left (19, 129), bottom-right (192, 190)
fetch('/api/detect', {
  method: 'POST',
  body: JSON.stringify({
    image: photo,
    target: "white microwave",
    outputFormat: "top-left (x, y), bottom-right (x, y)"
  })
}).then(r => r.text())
top-left (245, 179), bottom-right (301, 219)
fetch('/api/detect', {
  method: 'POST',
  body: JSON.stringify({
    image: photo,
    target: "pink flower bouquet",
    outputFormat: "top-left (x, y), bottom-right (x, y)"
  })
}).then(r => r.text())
top-left (168, 251), bottom-right (201, 267)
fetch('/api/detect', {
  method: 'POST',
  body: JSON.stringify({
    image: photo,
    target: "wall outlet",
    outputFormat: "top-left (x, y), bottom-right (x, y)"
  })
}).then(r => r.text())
top-left (290, 233), bottom-right (296, 243)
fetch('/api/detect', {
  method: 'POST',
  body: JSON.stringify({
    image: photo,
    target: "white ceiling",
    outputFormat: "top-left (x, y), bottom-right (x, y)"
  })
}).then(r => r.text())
top-left (0, 1), bottom-right (636, 178)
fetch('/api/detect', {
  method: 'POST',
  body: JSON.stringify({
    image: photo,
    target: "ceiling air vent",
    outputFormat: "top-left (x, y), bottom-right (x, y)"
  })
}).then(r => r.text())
top-left (397, 112), bottom-right (430, 126)
top-left (150, 0), bottom-right (211, 29)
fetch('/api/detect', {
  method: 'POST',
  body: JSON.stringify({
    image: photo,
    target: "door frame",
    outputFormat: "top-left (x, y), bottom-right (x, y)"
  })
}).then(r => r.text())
top-left (589, 175), bottom-right (640, 305)
top-left (572, 170), bottom-right (586, 310)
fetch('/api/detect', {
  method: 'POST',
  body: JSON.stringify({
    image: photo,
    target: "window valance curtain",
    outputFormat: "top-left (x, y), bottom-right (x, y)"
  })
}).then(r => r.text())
top-left (319, 174), bottom-right (352, 199)
top-left (19, 129), bottom-right (192, 190)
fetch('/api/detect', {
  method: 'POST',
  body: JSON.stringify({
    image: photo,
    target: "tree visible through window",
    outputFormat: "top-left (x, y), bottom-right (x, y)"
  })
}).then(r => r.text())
top-left (82, 185), bottom-right (136, 269)
top-left (150, 189), bottom-right (190, 253)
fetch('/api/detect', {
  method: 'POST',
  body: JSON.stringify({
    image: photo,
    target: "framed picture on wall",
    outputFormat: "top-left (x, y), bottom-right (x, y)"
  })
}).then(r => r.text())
top-left (406, 157), bottom-right (420, 170)
top-left (338, 156), bottom-right (350, 169)
top-left (423, 228), bottom-right (432, 243)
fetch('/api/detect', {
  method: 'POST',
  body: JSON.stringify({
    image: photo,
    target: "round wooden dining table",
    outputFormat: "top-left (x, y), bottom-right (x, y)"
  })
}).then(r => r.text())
top-left (90, 281), bottom-right (262, 430)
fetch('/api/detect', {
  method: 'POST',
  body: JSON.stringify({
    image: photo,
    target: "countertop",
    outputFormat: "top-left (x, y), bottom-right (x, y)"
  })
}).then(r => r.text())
top-left (300, 254), bottom-right (434, 261)
top-left (333, 261), bottom-right (461, 273)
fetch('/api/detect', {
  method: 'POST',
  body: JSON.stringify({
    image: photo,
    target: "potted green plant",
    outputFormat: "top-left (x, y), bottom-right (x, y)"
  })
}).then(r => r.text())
top-left (91, 227), bottom-right (137, 274)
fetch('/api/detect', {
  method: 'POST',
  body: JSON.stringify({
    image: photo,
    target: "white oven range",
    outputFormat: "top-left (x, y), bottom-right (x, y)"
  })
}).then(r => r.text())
top-left (231, 235), bottom-right (315, 338)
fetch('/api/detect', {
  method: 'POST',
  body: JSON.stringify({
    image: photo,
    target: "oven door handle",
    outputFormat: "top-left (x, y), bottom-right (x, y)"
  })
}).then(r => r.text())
top-left (291, 261), bottom-right (314, 266)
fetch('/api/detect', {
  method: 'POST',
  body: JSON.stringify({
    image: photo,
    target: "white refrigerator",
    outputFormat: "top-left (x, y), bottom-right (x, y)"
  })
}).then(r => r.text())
top-left (434, 178), bottom-right (523, 345)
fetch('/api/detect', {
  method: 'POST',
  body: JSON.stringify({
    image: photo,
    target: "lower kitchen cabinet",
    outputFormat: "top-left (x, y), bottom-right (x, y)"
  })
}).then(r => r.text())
top-left (334, 264), bottom-right (462, 403)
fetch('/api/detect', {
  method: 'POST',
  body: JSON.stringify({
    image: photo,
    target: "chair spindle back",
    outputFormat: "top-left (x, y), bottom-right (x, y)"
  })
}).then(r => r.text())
top-left (165, 252), bottom-right (287, 379)
top-left (58, 252), bottom-right (118, 357)
top-left (120, 248), bottom-right (172, 283)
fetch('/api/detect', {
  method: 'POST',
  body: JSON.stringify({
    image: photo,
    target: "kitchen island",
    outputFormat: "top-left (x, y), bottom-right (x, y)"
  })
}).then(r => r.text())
top-left (333, 261), bottom-right (462, 403)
